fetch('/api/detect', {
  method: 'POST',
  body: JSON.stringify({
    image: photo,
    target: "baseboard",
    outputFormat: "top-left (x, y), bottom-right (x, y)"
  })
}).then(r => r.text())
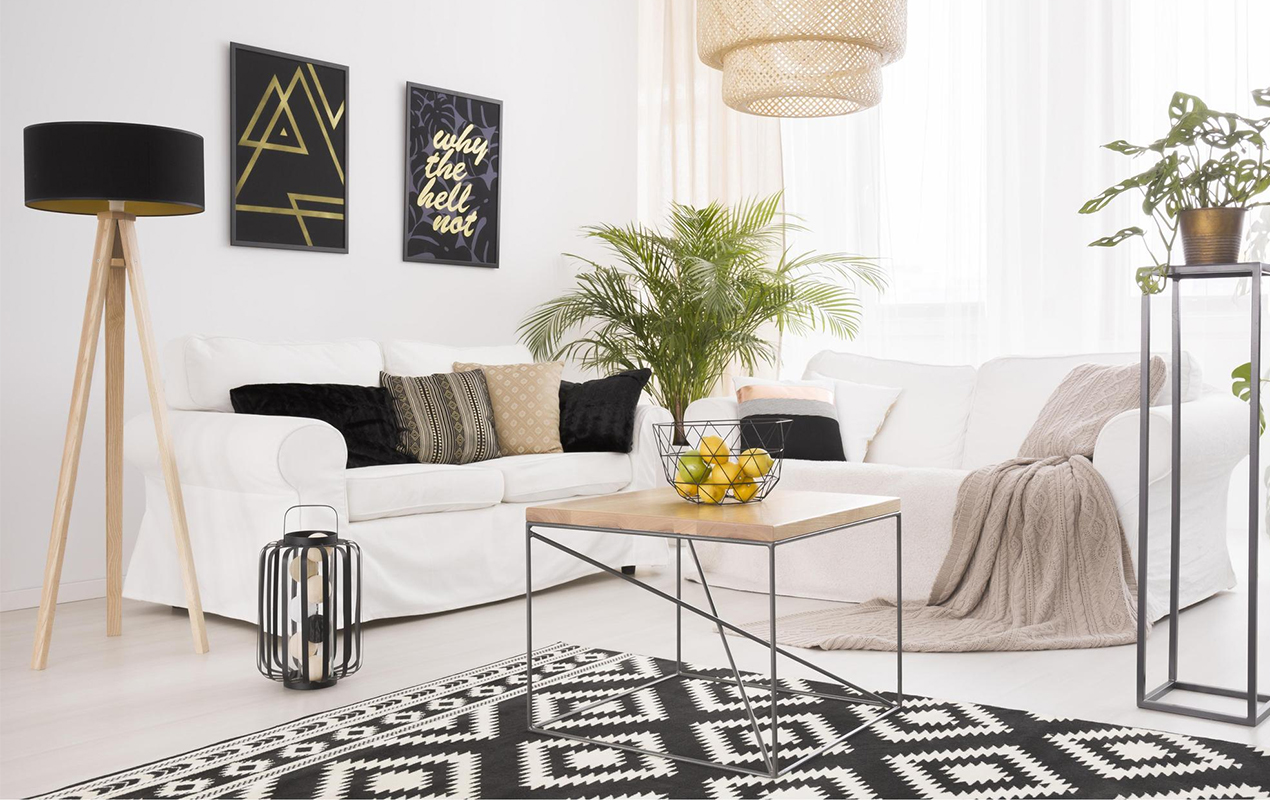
top-left (1, 578), bottom-right (107, 611)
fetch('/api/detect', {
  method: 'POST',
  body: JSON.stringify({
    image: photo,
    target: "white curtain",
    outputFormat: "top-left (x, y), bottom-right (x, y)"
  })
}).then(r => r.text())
top-left (637, 0), bottom-right (786, 385)
top-left (779, 0), bottom-right (1270, 384)
top-left (636, 0), bottom-right (784, 222)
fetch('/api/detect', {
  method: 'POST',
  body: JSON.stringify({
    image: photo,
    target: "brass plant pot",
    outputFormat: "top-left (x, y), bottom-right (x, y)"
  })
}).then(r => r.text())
top-left (1179, 208), bottom-right (1248, 265)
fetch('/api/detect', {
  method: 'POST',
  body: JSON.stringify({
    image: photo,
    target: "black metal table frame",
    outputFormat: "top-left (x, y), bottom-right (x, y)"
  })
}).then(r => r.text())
top-left (1137, 261), bottom-right (1268, 727)
top-left (524, 511), bottom-right (903, 779)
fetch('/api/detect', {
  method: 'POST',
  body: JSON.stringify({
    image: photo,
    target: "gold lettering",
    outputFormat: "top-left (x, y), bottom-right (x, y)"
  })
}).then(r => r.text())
top-left (421, 122), bottom-right (493, 241)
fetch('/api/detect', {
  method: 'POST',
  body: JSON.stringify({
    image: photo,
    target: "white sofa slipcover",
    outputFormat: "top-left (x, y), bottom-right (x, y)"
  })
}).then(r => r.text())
top-left (122, 335), bottom-right (669, 623)
top-left (688, 350), bottom-right (1243, 622)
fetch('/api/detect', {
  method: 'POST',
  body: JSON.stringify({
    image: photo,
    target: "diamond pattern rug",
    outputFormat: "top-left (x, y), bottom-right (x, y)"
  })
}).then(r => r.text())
top-left (35, 643), bottom-right (1270, 799)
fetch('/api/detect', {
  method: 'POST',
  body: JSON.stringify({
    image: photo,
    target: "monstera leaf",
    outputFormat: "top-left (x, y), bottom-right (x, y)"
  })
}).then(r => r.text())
top-left (1169, 91), bottom-right (1208, 121)
top-left (1135, 266), bottom-right (1169, 295)
top-left (1104, 139), bottom-right (1149, 156)
top-left (1089, 227), bottom-right (1144, 247)
top-left (1080, 162), bottom-right (1167, 214)
top-left (1200, 113), bottom-right (1261, 149)
top-left (1232, 361), bottom-right (1266, 435)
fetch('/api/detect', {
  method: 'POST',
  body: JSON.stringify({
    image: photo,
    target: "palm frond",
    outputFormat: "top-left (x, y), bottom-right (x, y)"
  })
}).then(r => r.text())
top-left (519, 192), bottom-right (885, 422)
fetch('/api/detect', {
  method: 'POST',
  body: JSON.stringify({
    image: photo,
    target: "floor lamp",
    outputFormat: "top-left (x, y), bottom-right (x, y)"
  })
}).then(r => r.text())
top-left (24, 121), bottom-right (210, 669)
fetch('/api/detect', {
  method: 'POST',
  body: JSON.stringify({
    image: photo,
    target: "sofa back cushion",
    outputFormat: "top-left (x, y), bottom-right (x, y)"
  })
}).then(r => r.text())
top-left (382, 340), bottom-right (532, 376)
top-left (165, 335), bottom-right (383, 412)
top-left (960, 351), bottom-right (1203, 470)
top-left (804, 351), bottom-right (978, 468)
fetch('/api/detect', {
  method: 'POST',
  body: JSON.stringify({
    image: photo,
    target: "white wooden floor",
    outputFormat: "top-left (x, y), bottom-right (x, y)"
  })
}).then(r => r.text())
top-left (2, 541), bottom-right (1267, 798)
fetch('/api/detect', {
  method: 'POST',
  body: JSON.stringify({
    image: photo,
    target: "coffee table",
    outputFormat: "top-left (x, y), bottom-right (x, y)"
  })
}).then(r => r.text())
top-left (524, 487), bottom-right (903, 779)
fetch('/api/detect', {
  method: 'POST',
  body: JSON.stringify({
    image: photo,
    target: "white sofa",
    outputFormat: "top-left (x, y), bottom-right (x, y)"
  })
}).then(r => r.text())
top-left (122, 336), bottom-right (670, 623)
top-left (685, 350), bottom-right (1247, 622)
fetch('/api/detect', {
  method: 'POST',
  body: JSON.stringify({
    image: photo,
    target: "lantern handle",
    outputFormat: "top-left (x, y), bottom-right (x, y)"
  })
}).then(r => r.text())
top-left (282, 504), bottom-right (339, 537)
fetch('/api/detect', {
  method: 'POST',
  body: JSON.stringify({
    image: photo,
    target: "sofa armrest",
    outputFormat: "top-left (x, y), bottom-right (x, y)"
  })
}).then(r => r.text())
top-left (1094, 390), bottom-right (1249, 498)
top-left (628, 403), bottom-right (674, 490)
top-left (1095, 390), bottom-right (1247, 619)
top-left (123, 410), bottom-right (348, 497)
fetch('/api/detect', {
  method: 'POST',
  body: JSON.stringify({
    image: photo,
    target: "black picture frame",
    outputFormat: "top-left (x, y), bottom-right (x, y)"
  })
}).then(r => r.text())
top-left (403, 82), bottom-right (502, 268)
top-left (230, 42), bottom-right (349, 253)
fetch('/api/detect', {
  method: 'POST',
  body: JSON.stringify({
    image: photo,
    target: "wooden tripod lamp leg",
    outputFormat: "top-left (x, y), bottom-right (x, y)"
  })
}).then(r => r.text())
top-left (105, 231), bottom-right (126, 637)
top-left (31, 218), bottom-right (115, 670)
top-left (117, 219), bottom-right (209, 654)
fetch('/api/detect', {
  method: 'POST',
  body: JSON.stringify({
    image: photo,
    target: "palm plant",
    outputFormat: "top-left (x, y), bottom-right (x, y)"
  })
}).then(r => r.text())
top-left (519, 193), bottom-right (885, 437)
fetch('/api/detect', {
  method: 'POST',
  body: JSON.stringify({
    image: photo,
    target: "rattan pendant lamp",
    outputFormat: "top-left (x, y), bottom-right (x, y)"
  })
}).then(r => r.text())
top-left (697, 0), bottom-right (907, 118)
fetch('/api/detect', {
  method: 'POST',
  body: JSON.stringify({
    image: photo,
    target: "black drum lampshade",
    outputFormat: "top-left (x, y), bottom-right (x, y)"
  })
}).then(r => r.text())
top-left (24, 121), bottom-right (205, 216)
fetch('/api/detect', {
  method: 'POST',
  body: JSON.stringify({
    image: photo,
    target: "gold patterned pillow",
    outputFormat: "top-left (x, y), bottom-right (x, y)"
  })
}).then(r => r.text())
top-left (454, 361), bottom-right (563, 455)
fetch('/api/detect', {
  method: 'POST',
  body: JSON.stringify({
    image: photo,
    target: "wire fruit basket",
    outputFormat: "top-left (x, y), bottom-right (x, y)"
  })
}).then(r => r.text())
top-left (653, 418), bottom-right (790, 504)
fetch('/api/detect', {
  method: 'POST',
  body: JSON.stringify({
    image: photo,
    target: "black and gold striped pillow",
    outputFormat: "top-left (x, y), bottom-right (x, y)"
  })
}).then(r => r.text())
top-left (380, 369), bottom-right (500, 465)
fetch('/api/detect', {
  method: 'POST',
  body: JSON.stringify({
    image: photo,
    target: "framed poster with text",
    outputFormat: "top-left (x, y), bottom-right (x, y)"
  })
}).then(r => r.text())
top-left (403, 82), bottom-right (501, 268)
top-left (231, 43), bottom-right (348, 252)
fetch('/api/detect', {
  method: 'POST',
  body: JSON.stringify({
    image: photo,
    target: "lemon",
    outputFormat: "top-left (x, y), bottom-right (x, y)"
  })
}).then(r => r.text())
top-left (732, 479), bottom-right (760, 502)
top-left (738, 447), bottom-right (774, 478)
top-left (699, 435), bottom-right (732, 467)
top-left (698, 481), bottom-right (728, 504)
top-left (715, 460), bottom-right (746, 485)
top-left (674, 481), bottom-right (699, 499)
top-left (698, 465), bottom-right (730, 504)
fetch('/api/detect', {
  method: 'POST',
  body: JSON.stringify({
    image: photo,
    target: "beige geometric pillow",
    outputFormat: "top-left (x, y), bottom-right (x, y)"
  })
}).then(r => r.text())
top-left (454, 361), bottom-right (563, 455)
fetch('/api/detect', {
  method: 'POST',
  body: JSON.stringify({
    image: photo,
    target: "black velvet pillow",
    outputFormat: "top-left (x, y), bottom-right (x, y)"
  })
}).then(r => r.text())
top-left (230, 383), bottom-right (414, 469)
top-left (559, 368), bottom-right (652, 453)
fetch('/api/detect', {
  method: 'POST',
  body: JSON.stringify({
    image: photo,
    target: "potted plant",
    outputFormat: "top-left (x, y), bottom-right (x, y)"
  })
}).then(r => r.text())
top-left (519, 193), bottom-right (884, 438)
top-left (1080, 87), bottom-right (1270, 292)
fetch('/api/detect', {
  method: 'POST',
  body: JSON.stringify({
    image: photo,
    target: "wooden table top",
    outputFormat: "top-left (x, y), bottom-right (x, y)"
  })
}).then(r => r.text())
top-left (526, 488), bottom-right (899, 543)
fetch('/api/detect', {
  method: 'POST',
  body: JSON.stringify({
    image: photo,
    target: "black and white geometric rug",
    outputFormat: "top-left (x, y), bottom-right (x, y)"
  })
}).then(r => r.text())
top-left (37, 642), bottom-right (1270, 799)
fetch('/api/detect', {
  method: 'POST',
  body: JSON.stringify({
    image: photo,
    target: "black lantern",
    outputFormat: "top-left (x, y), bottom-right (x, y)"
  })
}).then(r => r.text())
top-left (258, 505), bottom-right (362, 689)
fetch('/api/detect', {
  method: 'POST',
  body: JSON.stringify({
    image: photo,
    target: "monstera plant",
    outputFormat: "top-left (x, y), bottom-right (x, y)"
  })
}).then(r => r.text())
top-left (519, 193), bottom-right (884, 436)
top-left (1080, 86), bottom-right (1270, 294)
top-left (1232, 362), bottom-right (1266, 435)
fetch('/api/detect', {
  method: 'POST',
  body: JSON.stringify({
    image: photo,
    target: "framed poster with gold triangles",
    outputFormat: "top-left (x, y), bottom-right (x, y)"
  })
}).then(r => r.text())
top-left (231, 43), bottom-right (348, 253)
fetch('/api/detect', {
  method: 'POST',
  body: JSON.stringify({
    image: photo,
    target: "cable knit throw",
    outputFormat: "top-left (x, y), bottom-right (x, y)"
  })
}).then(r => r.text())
top-left (741, 357), bottom-right (1166, 652)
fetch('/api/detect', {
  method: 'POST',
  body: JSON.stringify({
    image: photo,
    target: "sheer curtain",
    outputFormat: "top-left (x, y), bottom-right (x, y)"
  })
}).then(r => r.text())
top-left (636, 0), bottom-right (783, 223)
top-left (779, 0), bottom-right (1270, 382)
top-left (637, 0), bottom-right (786, 384)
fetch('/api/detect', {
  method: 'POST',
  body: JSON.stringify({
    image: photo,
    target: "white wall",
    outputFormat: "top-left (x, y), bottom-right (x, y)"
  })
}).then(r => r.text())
top-left (0, 0), bottom-right (638, 606)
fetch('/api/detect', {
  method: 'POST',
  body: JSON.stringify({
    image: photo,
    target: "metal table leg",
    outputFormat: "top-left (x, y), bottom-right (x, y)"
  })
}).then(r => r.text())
top-left (524, 518), bottom-right (904, 777)
top-left (525, 522), bottom-right (534, 726)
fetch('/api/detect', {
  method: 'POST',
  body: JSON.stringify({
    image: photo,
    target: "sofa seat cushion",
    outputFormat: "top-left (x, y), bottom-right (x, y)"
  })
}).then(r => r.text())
top-left (346, 463), bottom-right (504, 522)
top-left (477, 452), bottom-right (632, 503)
top-left (692, 458), bottom-right (970, 604)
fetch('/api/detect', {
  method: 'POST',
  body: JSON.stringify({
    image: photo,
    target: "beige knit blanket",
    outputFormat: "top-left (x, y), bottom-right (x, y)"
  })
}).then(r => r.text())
top-left (739, 357), bottom-right (1165, 652)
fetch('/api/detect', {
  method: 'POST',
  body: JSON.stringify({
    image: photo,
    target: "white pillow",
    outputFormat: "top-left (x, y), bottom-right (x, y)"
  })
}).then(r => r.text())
top-left (806, 373), bottom-right (902, 462)
top-left (732, 375), bottom-right (901, 462)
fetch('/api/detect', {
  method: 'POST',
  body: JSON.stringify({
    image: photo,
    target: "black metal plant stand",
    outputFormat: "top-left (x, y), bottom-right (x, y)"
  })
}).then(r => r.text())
top-left (1137, 261), bottom-right (1268, 727)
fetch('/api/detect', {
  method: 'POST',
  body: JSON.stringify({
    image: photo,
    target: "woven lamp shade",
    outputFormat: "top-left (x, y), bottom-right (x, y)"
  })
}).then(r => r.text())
top-left (697, 0), bottom-right (907, 118)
